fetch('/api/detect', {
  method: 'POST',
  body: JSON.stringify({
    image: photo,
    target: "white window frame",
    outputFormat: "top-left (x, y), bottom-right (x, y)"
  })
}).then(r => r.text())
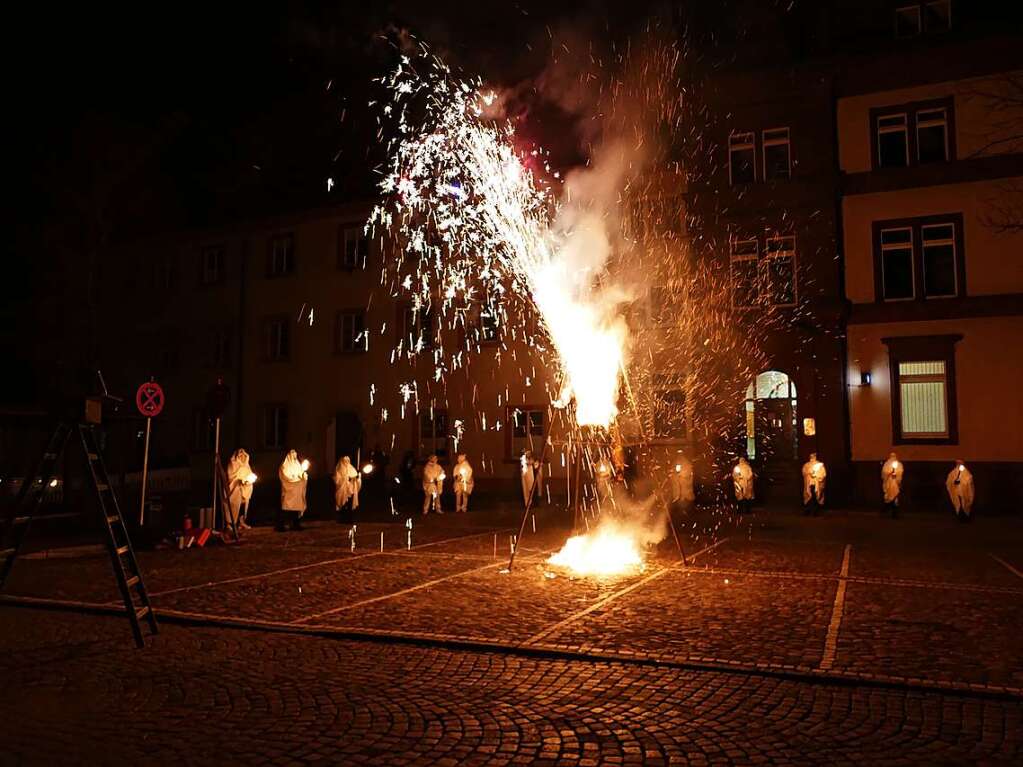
top-left (340, 225), bottom-right (368, 270)
top-left (764, 234), bottom-right (797, 307)
top-left (266, 319), bottom-right (290, 361)
top-left (728, 131), bottom-right (756, 185)
top-left (336, 310), bottom-right (367, 353)
top-left (264, 405), bottom-right (288, 449)
top-left (419, 408), bottom-right (449, 457)
top-left (880, 226), bottom-right (916, 302)
top-left (898, 361), bottom-right (949, 438)
top-left (269, 233), bottom-right (294, 277)
top-left (895, 5), bottom-right (922, 37)
top-left (921, 222), bottom-right (957, 299)
top-left (762, 127), bottom-right (791, 181)
top-left (915, 107), bottom-right (949, 163)
top-left (877, 113), bottom-right (909, 167)
top-left (729, 236), bottom-right (760, 307)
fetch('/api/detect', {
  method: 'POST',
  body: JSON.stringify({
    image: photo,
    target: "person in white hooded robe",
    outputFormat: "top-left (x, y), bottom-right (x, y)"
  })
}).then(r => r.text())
top-left (422, 454), bottom-right (444, 514)
top-left (277, 450), bottom-right (308, 531)
top-left (732, 457), bottom-right (754, 514)
top-left (594, 457), bottom-right (615, 506)
top-left (881, 452), bottom-right (904, 517)
top-left (226, 448), bottom-right (256, 532)
top-left (670, 455), bottom-right (696, 513)
top-left (802, 453), bottom-right (827, 515)
top-left (333, 455), bottom-right (361, 522)
top-left (520, 451), bottom-right (543, 508)
top-left (946, 460), bottom-right (975, 522)
top-left (453, 453), bottom-right (474, 513)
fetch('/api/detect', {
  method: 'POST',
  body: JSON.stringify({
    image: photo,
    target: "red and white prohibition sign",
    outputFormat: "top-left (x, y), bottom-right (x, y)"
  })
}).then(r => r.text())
top-left (135, 381), bottom-right (165, 418)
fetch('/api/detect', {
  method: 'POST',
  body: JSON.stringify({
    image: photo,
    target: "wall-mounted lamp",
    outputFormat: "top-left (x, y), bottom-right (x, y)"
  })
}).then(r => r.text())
top-left (860, 371), bottom-right (872, 386)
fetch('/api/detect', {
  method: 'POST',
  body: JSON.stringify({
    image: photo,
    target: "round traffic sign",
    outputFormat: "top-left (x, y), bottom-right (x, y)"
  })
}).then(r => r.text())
top-left (136, 382), bottom-right (165, 417)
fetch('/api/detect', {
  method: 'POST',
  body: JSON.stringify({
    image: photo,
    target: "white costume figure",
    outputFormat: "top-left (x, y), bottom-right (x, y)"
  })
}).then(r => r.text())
top-left (881, 452), bottom-right (904, 514)
top-left (277, 450), bottom-right (308, 531)
top-left (453, 454), bottom-right (474, 513)
top-left (946, 461), bottom-right (974, 520)
top-left (670, 456), bottom-right (695, 507)
top-left (333, 455), bottom-right (361, 513)
top-left (422, 454), bottom-right (444, 514)
top-left (595, 458), bottom-right (614, 504)
top-left (520, 451), bottom-right (542, 507)
top-left (226, 448), bottom-right (255, 531)
top-left (733, 458), bottom-right (754, 513)
top-left (802, 453), bottom-right (827, 513)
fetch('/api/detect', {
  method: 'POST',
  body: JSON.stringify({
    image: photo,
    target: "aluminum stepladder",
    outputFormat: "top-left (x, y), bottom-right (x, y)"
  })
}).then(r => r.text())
top-left (0, 420), bottom-right (158, 648)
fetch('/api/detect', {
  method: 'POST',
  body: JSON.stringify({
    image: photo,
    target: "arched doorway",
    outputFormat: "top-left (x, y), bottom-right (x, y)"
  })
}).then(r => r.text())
top-left (745, 370), bottom-right (797, 463)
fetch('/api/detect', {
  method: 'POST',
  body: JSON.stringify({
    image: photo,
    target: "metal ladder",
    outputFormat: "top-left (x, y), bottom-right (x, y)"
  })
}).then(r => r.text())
top-left (1, 421), bottom-right (158, 648)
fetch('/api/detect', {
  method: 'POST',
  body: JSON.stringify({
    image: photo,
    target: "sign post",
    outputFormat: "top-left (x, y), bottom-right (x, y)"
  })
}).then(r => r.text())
top-left (135, 380), bottom-right (165, 526)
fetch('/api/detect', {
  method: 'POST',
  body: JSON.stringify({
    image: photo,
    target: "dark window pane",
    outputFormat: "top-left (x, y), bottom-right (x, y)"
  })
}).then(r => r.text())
top-left (924, 243), bottom-right (956, 297)
top-left (730, 147), bottom-right (755, 184)
top-left (881, 228), bottom-right (912, 245)
top-left (528, 410), bottom-right (544, 436)
top-left (732, 260), bottom-right (759, 305)
top-left (895, 6), bottom-right (921, 37)
top-left (764, 143), bottom-right (790, 180)
top-left (918, 124), bottom-right (947, 163)
top-left (882, 248), bottom-right (914, 300)
top-left (878, 130), bottom-right (908, 167)
top-left (767, 257), bottom-right (795, 305)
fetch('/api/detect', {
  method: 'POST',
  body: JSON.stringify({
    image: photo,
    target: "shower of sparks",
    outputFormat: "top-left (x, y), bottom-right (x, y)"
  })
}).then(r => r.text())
top-left (370, 53), bottom-right (626, 429)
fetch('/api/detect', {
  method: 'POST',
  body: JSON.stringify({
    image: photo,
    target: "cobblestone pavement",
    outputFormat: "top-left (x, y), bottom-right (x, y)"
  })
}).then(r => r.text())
top-left (1, 609), bottom-right (1021, 766)
top-left (2, 507), bottom-right (1022, 763)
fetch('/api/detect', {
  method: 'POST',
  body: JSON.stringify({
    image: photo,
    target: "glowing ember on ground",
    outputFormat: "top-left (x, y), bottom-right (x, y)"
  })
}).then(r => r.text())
top-left (547, 524), bottom-right (645, 577)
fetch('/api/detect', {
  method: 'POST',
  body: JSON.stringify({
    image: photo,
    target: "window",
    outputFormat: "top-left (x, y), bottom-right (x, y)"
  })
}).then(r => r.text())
top-left (154, 255), bottom-right (177, 293)
top-left (264, 405), bottom-right (288, 449)
top-left (730, 237), bottom-right (759, 307)
top-left (764, 235), bottom-right (796, 306)
top-left (921, 223), bottom-right (957, 297)
top-left (874, 215), bottom-right (963, 302)
top-left (880, 227), bottom-right (915, 301)
top-left (338, 225), bottom-right (369, 270)
top-left (762, 128), bottom-right (791, 181)
top-left (916, 108), bottom-right (949, 164)
top-left (884, 334), bottom-right (960, 444)
top-left (508, 406), bottom-right (545, 459)
top-left (400, 305), bottom-right (436, 350)
top-left (877, 114), bottom-right (909, 168)
top-left (335, 310), bottom-right (367, 353)
top-left (211, 328), bottom-right (232, 368)
top-left (192, 408), bottom-right (215, 451)
top-left (898, 361), bottom-right (949, 438)
top-left (200, 246), bottom-right (225, 285)
top-left (268, 233), bottom-right (294, 277)
top-left (895, 5), bottom-right (921, 37)
top-left (265, 318), bottom-right (290, 361)
top-left (923, 0), bottom-right (951, 32)
top-left (728, 131), bottom-right (756, 185)
top-left (652, 389), bottom-right (687, 440)
top-left (873, 100), bottom-right (954, 169)
top-left (419, 409), bottom-right (449, 458)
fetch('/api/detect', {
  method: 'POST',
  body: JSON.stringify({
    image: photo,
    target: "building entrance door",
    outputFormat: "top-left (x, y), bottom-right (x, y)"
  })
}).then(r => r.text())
top-left (745, 371), bottom-right (798, 501)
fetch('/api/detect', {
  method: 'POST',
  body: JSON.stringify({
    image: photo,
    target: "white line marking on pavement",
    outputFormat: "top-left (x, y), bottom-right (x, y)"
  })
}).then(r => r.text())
top-left (819, 543), bottom-right (852, 671)
top-left (292, 550), bottom-right (551, 624)
top-left (525, 538), bottom-right (729, 645)
top-left (990, 553), bottom-right (1023, 580)
top-left (141, 528), bottom-right (512, 601)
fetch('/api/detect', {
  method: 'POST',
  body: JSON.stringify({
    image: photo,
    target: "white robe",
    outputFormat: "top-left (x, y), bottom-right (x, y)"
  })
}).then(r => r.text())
top-left (733, 461), bottom-right (754, 501)
top-left (946, 466), bottom-right (975, 516)
top-left (279, 452), bottom-right (308, 514)
top-left (334, 458), bottom-right (361, 510)
top-left (521, 459), bottom-right (541, 505)
top-left (881, 457), bottom-right (903, 504)
top-left (454, 460), bottom-right (474, 496)
top-left (226, 451), bottom-right (254, 523)
top-left (802, 461), bottom-right (827, 505)
top-left (422, 461), bottom-right (444, 496)
top-left (671, 459), bottom-right (695, 504)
